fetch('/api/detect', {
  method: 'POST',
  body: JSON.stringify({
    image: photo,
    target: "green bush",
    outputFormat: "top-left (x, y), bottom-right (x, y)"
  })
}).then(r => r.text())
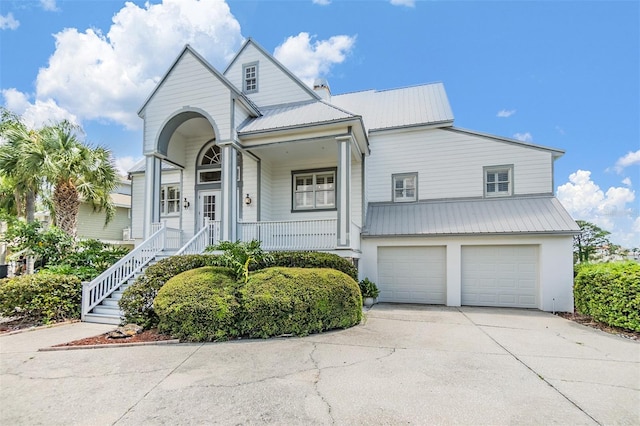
top-left (0, 274), bottom-right (81, 323)
top-left (240, 267), bottom-right (362, 338)
top-left (258, 251), bottom-right (358, 281)
top-left (358, 277), bottom-right (380, 299)
top-left (574, 262), bottom-right (640, 332)
top-left (119, 254), bottom-right (222, 328)
top-left (154, 267), bottom-right (240, 342)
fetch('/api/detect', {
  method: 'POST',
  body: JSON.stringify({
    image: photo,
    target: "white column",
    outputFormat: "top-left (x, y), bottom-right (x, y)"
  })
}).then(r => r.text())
top-left (143, 155), bottom-right (162, 238)
top-left (220, 144), bottom-right (238, 241)
top-left (336, 136), bottom-right (352, 247)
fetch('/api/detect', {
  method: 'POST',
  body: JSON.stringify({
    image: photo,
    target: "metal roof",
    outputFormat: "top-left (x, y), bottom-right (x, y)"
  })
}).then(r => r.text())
top-left (363, 196), bottom-right (579, 237)
top-left (331, 83), bottom-right (454, 132)
top-left (128, 158), bottom-right (181, 174)
top-left (238, 100), bottom-right (359, 134)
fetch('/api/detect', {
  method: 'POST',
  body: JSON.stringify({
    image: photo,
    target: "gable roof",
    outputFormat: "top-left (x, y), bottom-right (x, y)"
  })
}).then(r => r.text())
top-left (223, 38), bottom-right (320, 102)
top-left (364, 196), bottom-right (579, 237)
top-left (137, 44), bottom-right (260, 117)
top-left (445, 127), bottom-right (565, 158)
top-left (331, 83), bottom-right (454, 132)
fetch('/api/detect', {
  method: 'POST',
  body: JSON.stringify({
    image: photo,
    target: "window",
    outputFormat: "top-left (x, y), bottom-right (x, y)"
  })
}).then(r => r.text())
top-left (485, 166), bottom-right (513, 197)
top-left (198, 143), bottom-right (222, 184)
top-left (160, 185), bottom-right (181, 215)
top-left (392, 173), bottom-right (417, 202)
top-left (243, 63), bottom-right (258, 93)
top-left (292, 169), bottom-right (336, 210)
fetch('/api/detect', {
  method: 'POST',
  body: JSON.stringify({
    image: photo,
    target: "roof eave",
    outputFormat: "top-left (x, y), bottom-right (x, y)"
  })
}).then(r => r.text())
top-left (362, 230), bottom-right (580, 238)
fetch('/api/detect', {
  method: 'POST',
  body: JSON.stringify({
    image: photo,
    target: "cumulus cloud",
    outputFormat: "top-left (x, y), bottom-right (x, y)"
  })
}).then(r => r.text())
top-left (614, 149), bottom-right (640, 172)
top-left (40, 0), bottom-right (58, 12)
top-left (274, 32), bottom-right (356, 87)
top-left (497, 109), bottom-right (516, 118)
top-left (114, 155), bottom-right (143, 176)
top-left (6, 0), bottom-right (243, 130)
top-left (2, 88), bottom-right (78, 128)
top-left (390, 0), bottom-right (415, 7)
top-left (622, 177), bottom-right (632, 186)
top-left (513, 132), bottom-right (533, 142)
top-left (312, 0), bottom-right (331, 5)
top-left (0, 13), bottom-right (19, 30)
top-left (557, 169), bottom-right (638, 246)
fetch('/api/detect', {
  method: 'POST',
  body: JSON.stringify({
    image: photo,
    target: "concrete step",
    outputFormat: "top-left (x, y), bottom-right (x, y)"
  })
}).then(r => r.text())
top-left (92, 305), bottom-right (122, 316)
top-left (102, 299), bottom-right (120, 307)
top-left (83, 313), bottom-right (122, 325)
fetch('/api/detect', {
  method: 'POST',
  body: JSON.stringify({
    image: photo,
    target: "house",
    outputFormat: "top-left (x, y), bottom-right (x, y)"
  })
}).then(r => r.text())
top-left (84, 38), bottom-right (579, 323)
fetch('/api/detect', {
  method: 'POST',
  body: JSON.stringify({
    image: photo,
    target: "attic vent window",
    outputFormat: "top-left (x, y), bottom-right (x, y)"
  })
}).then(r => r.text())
top-left (243, 62), bottom-right (258, 93)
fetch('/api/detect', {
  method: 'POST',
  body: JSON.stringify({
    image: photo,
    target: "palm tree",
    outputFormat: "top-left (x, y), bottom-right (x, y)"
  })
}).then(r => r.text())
top-left (39, 121), bottom-right (118, 237)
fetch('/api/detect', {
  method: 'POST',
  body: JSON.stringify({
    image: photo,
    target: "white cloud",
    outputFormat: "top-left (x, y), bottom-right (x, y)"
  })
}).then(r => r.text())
top-left (312, 0), bottom-right (331, 5)
top-left (497, 109), bottom-right (516, 118)
top-left (634, 217), bottom-right (640, 234)
top-left (40, 0), bottom-right (58, 12)
top-left (274, 32), bottom-right (356, 87)
top-left (557, 169), bottom-right (638, 247)
top-left (9, 0), bottom-right (243, 130)
top-left (2, 88), bottom-right (78, 129)
top-left (0, 13), bottom-right (19, 30)
top-left (622, 177), bottom-right (632, 186)
top-left (390, 0), bottom-right (415, 7)
top-left (114, 155), bottom-right (143, 176)
top-left (513, 132), bottom-right (533, 142)
top-left (614, 149), bottom-right (640, 172)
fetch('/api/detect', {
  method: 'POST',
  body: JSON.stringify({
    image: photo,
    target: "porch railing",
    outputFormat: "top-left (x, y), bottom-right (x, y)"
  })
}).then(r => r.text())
top-left (81, 223), bottom-right (175, 321)
top-left (238, 219), bottom-right (337, 251)
top-left (175, 220), bottom-right (221, 255)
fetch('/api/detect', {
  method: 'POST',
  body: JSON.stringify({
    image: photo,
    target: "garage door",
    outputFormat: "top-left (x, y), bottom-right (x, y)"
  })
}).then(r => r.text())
top-left (377, 246), bottom-right (446, 304)
top-left (462, 245), bottom-right (538, 308)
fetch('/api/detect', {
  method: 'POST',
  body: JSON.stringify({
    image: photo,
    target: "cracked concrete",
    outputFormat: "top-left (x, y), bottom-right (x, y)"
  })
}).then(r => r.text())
top-left (1, 305), bottom-right (638, 425)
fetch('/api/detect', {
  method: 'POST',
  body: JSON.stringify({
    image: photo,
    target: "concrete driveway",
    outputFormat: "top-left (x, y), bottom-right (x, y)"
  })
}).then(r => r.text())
top-left (1, 305), bottom-right (638, 425)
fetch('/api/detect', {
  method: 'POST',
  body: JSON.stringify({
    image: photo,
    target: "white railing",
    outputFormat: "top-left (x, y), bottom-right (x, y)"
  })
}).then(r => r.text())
top-left (175, 220), bottom-right (221, 255)
top-left (81, 224), bottom-right (167, 320)
top-left (238, 219), bottom-right (337, 251)
top-left (351, 221), bottom-right (362, 252)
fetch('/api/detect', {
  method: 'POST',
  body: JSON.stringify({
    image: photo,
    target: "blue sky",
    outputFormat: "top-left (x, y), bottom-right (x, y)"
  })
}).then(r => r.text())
top-left (1, 0), bottom-right (638, 247)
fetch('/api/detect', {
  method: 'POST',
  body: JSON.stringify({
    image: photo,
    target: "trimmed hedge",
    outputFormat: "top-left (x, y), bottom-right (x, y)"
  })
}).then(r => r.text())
top-left (154, 267), bottom-right (240, 341)
top-left (574, 262), bottom-right (640, 332)
top-left (0, 274), bottom-right (81, 323)
top-left (119, 254), bottom-right (223, 328)
top-left (257, 251), bottom-right (358, 280)
top-left (240, 267), bottom-right (362, 338)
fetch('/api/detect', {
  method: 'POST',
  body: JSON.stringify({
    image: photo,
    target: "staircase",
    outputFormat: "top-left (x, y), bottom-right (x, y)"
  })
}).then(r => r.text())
top-left (83, 251), bottom-right (175, 325)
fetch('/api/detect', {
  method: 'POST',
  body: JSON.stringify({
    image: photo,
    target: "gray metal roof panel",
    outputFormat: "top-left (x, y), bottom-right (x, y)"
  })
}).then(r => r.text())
top-left (331, 83), bottom-right (454, 132)
top-left (238, 100), bottom-right (358, 133)
top-left (363, 196), bottom-right (579, 237)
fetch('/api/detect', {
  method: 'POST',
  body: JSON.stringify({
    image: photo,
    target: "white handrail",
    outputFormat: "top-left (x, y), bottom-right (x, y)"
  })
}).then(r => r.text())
top-left (81, 224), bottom-right (166, 320)
top-left (238, 219), bottom-right (337, 250)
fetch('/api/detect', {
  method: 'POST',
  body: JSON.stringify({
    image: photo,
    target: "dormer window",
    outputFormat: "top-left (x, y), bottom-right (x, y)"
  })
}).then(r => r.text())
top-left (243, 62), bottom-right (258, 93)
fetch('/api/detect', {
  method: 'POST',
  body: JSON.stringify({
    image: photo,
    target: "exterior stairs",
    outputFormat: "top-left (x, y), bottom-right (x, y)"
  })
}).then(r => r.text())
top-left (83, 250), bottom-right (176, 325)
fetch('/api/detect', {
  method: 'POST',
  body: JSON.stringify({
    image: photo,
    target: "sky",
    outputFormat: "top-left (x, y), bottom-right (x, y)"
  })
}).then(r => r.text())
top-left (0, 0), bottom-right (638, 247)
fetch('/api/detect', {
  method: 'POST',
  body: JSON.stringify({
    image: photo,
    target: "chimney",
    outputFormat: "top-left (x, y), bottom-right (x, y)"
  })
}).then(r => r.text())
top-left (313, 78), bottom-right (331, 102)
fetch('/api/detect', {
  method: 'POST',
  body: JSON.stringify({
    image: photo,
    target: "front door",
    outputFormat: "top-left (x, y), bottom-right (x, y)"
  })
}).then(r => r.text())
top-left (198, 190), bottom-right (221, 245)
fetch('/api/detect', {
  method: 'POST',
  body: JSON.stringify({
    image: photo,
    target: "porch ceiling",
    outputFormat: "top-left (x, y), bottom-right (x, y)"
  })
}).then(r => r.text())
top-left (244, 137), bottom-right (359, 163)
top-left (174, 117), bottom-right (214, 139)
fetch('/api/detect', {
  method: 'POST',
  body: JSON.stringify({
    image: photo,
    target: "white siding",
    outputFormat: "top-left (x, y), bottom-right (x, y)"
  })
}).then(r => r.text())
top-left (242, 153), bottom-right (259, 222)
top-left (351, 158), bottom-right (362, 227)
top-left (143, 52), bottom-right (233, 154)
top-left (366, 128), bottom-right (554, 202)
top-left (224, 43), bottom-right (315, 107)
top-left (260, 158), bottom-right (274, 221)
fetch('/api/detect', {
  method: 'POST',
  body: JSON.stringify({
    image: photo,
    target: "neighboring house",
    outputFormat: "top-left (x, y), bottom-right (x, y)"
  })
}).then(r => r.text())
top-left (76, 178), bottom-right (134, 247)
top-left (128, 38), bottom-right (579, 312)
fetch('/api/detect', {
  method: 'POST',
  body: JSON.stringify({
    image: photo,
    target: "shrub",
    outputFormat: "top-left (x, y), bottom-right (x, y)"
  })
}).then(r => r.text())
top-left (574, 262), bottom-right (640, 332)
top-left (119, 254), bottom-right (222, 328)
top-left (0, 274), bottom-right (81, 323)
top-left (258, 251), bottom-right (358, 281)
top-left (359, 277), bottom-right (380, 299)
top-left (154, 267), bottom-right (240, 341)
top-left (240, 267), bottom-right (362, 338)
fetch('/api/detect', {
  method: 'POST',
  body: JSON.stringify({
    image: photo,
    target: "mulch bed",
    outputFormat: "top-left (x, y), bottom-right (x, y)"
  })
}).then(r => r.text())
top-left (51, 329), bottom-right (174, 347)
top-left (557, 312), bottom-right (639, 341)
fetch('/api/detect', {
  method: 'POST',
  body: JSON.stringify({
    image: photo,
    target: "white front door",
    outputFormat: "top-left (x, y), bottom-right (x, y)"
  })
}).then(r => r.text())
top-left (198, 190), bottom-right (221, 226)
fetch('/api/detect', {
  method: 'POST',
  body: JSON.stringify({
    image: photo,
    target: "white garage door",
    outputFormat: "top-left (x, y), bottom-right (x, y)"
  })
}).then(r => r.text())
top-left (377, 246), bottom-right (446, 304)
top-left (462, 245), bottom-right (538, 308)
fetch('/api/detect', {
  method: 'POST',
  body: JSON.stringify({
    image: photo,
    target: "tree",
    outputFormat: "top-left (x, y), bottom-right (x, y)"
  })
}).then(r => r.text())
top-left (38, 121), bottom-right (118, 237)
top-left (573, 220), bottom-right (611, 263)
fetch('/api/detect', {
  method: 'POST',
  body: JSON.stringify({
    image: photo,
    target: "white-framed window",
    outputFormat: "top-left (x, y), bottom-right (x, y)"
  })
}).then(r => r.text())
top-left (198, 143), bottom-right (222, 184)
top-left (243, 62), bottom-right (258, 93)
top-left (292, 169), bottom-right (336, 211)
top-left (392, 173), bottom-right (417, 202)
top-left (484, 166), bottom-right (513, 197)
top-left (160, 185), bottom-right (181, 216)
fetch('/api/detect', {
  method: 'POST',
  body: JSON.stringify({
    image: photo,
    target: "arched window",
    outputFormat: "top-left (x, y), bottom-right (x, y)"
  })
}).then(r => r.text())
top-left (197, 140), bottom-right (222, 183)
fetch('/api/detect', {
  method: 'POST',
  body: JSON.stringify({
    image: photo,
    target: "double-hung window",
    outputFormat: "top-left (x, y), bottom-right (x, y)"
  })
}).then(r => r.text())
top-left (292, 169), bottom-right (336, 210)
top-left (484, 166), bottom-right (513, 197)
top-left (392, 173), bottom-right (417, 202)
top-left (243, 62), bottom-right (258, 93)
top-left (160, 185), bottom-right (181, 215)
